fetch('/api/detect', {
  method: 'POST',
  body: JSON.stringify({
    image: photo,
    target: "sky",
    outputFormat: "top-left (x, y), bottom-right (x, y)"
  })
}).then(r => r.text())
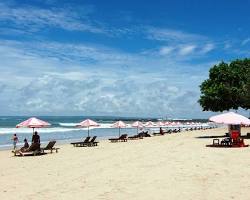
top-left (0, 0), bottom-right (250, 118)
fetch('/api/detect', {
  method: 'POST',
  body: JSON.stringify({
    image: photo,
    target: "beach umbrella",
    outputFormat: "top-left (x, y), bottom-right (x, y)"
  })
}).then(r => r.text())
top-left (165, 121), bottom-right (170, 126)
top-left (209, 112), bottom-right (250, 125)
top-left (171, 122), bottom-right (176, 126)
top-left (77, 119), bottom-right (99, 137)
top-left (111, 120), bottom-right (126, 137)
top-left (176, 121), bottom-right (181, 128)
top-left (132, 121), bottom-right (144, 134)
top-left (157, 121), bottom-right (165, 127)
top-left (145, 121), bottom-right (156, 127)
top-left (16, 117), bottom-right (51, 133)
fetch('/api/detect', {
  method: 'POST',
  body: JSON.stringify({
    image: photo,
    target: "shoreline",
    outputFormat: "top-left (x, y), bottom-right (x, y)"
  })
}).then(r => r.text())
top-left (0, 125), bottom-right (214, 150)
top-left (1, 126), bottom-right (249, 151)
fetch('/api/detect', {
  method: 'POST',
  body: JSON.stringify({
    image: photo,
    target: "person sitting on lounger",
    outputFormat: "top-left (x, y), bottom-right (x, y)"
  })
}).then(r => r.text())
top-left (32, 131), bottom-right (40, 144)
top-left (20, 138), bottom-right (29, 152)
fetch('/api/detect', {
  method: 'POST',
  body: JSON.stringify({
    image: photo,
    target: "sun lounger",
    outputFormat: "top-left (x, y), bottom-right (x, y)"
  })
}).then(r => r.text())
top-left (153, 132), bottom-right (162, 136)
top-left (128, 134), bottom-right (143, 140)
top-left (109, 134), bottom-right (128, 142)
top-left (71, 136), bottom-right (91, 147)
top-left (165, 129), bottom-right (172, 134)
top-left (71, 136), bottom-right (98, 147)
top-left (138, 131), bottom-right (151, 137)
top-left (41, 141), bottom-right (59, 153)
top-left (14, 143), bottom-right (42, 156)
top-left (87, 136), bottom-right (99, 146)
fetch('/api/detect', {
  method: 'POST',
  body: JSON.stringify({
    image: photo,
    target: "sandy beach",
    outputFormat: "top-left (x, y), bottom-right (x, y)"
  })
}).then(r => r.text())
top-left (1, 127), bottom-right (250, 200)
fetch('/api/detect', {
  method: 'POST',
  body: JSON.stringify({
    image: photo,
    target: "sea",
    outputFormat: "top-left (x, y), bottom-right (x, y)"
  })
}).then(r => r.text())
top-left (0, 116), bottom-right (211, 150)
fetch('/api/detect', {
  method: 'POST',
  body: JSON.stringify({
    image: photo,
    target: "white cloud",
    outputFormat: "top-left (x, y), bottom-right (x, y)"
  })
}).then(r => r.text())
top-left (0, 2), bottom-right (104, 34)
top-left (159, 46), bottom-right (175, 55)
top-left (0, 38), bottom-right (212, 118)
top-left (241, 38), bottom-right (250, 46)
top-left (1, 73), bottom-right (202, 117)
top-left (201, 43), bottom-right (215, 54)
top-left (146, 27), bottom-right (206, 43)
top-left (146, 27), bottom-right (216, 58)
top-left (178, 45), bottom-right (196, 56)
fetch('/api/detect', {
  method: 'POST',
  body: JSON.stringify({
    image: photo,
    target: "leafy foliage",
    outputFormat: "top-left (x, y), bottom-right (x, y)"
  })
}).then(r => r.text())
top-left (199, 58), bottom-right (250, 111)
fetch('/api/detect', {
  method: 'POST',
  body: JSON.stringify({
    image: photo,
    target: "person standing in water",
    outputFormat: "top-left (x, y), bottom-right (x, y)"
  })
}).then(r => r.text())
top-left (12, 134), bottom-right (19, 150)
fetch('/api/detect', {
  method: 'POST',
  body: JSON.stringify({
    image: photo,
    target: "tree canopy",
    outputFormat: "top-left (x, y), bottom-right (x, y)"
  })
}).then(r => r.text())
top-left (198, 58), bottom-right (250, 112)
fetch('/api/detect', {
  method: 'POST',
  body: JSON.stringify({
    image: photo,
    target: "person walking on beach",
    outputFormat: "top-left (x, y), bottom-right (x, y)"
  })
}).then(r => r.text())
top-left (32, 131), bottom-right (40, 144)
top-left (12, 134), bottom-right (19, 150)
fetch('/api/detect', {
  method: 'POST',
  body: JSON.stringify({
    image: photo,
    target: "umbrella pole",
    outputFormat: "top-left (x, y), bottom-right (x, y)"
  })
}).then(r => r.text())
top-left (33, 127), bottom-right (34, 134)
top-left (137, 126), bottom-right (138, 134)
top-left (119, 127), bottom-right (121, 137)
top-left (88, 126), bottom-right (90, 137)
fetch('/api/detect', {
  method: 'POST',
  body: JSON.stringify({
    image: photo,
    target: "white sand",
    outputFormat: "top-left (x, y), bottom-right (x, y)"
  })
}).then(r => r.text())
top-left (0, 127), bottom-right (250, 200)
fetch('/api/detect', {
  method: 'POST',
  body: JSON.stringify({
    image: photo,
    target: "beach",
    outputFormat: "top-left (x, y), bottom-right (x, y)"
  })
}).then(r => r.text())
top-left (1, 127), bottom-right (250, 200)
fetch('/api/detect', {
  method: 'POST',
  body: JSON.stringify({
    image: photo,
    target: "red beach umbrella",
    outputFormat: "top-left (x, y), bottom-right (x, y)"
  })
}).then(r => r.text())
top-left (16, 117), bottom-right (51, 133)
top-left (132, 121), bottom-right (144, 134)
top-left (157, 121), bottom-right (165, 127)
top-left (209, 112), bottom-right (250, 125)
top-left (111, 120), bottom-right (126, 137)
top-left (77, 119), bottom-right (99, 137)
top-left (145, 121), bottom-right (156, 127)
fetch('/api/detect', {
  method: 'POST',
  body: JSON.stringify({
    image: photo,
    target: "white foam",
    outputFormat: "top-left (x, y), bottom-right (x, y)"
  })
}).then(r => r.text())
top-left (59, 123), bottom-right (80, 127)
top-left (0, 124), bottom-right (112, 134)
top-left (59, 122), bottom-right (114, 129)
top-left (0, 127), bottom-right (84, 134)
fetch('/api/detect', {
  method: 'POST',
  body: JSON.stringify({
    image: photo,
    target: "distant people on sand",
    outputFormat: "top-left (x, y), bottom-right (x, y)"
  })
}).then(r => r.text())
top-left (160, 127), bottom-right (164, 135)
top-left (12, 134), bottom-right (19, 150)
top-left (32, 131), bottom-right (40, 144)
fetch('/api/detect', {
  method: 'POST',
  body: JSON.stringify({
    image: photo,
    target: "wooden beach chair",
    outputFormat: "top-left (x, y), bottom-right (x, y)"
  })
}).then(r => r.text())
top-left (40, 141), bottom-right (59, 153)
top-left (71, 136), bottom-right (92, 147)
top-left (153, 132), bottom-right (164, 136)
top-left (128, 134), bottom-right (143, 140)
top-left (138, 131), bottom-right (151, 137)
top-left (109, 134), bottom-right (128, 142)
top-left (14, 143), bottom-right (42, 156)
top-left (88, 136), bottom-right (99, 146)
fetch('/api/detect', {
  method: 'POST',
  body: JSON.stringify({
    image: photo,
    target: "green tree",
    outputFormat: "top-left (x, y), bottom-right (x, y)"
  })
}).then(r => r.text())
top-left (199, 58), bottom-right (250, 112)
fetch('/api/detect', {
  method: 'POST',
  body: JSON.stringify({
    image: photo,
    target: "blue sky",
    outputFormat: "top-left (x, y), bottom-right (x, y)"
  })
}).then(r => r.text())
top-left (0, 0), bottom-right (250, 118)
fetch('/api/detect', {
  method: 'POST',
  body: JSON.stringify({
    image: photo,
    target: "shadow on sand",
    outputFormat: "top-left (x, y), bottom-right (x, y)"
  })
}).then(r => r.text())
top-left (196, 135), bottom-right (227, 139)
top-left (196, 133), bottom-right (250, 139)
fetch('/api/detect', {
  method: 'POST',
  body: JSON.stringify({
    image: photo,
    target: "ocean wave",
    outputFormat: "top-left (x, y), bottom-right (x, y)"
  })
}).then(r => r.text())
top-left (0, 117), bottom-right (9, 120)
top-left (59, 123), bottom-right (80, 127)
top-left (0, 127), bottom-right (84, 134)
top-left (59, 122), bottom-right (115, 129)
top-left (0, 124), bottom-right (114, 135)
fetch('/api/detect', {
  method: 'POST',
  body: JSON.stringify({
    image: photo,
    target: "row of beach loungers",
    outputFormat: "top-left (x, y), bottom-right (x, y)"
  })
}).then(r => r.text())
top-left (108, 131), bottom-right (151, 142)
top-left (13, 127), bottom-right (214, 156)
